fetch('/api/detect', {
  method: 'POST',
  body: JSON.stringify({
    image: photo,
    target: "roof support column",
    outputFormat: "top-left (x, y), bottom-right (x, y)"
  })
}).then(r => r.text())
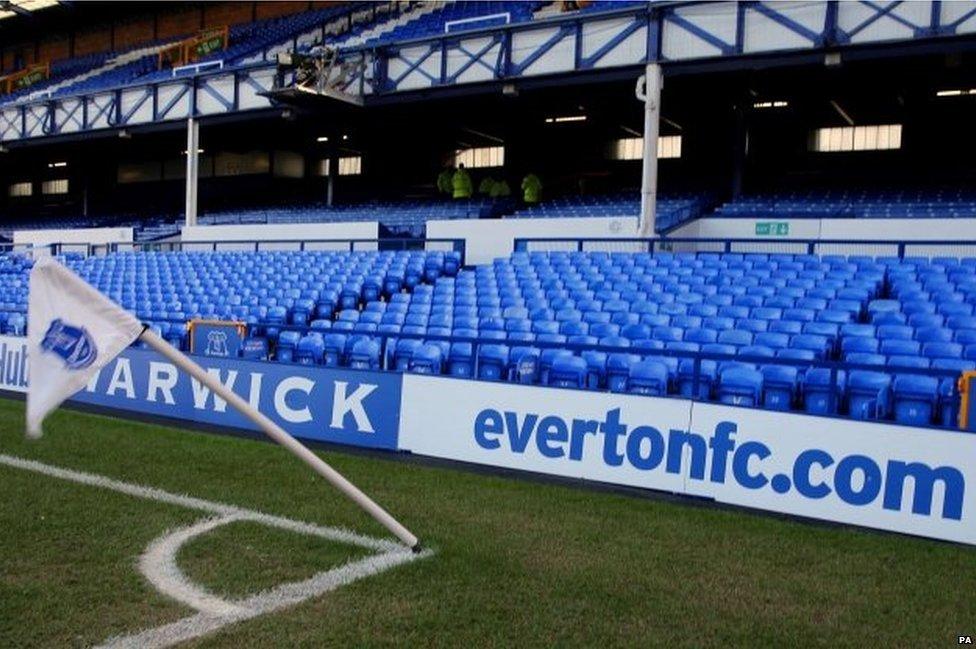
top-left (184, 117), bottom-right (199, 228)
top-left (638, 62), bottom-right (661, 238)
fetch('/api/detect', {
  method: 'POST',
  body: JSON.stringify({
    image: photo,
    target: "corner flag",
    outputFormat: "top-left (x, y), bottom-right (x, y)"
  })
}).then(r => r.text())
top-left (26, 256), bottom-right (144, 438)
top-left (24, 256), bottom-right (419, 549)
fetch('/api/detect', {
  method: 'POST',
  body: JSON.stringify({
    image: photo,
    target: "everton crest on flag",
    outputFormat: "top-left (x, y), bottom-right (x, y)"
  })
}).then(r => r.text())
top-left (40, 319), bottom-right (98, 370)
top-left (26, 257), bottom-right (144, 438)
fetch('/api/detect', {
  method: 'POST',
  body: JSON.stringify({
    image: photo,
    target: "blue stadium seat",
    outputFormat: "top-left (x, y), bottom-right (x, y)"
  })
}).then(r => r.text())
top-left (887, 355), bottom-right (929, 370)
top-left (717, 366), bottom-right (763, 407)
top-left (447, 343), bottom-right (473, 377)
top-left (878, 324), bottom-right (914, 341)
top-left (275, 330), bottom-right (302, 363)
top-left (410, 344), bottom-right (443, 374)
top-left (754, 332), bottom-right (789, 350)
top-left (880, 338), bottom-right (920, 356)
top-left (803, 368), bottom-right (846, 414)
top-left (581, 350), bottom-right (607, 389)
top-left (607, 353), bottom-right (640, 392)
top-left (627, 360), bottom-right (669, 396)
top-left (923, 341), bottom-right (963, 360)
top-left (394, 338), bottom-right (423, 371)
top-left (761, 365), bottom-right (798, 410)
top-left (718, 329), bottom-right (752, 347)
top-left (548, 356), bottom-right (588, 389)
top-left (790, 334), bottom-right (829, 359)
top-left (295, 334), bottom-right (325, 365)
top-left (841, 336), bottom-right (880, 356)
top-left (320, 333), bottom-right (346, 366)
top-left (507, 346), bottom-right (539, 384)
top-left (345, 337), bottom-right (376, 368)
top-left (848, 371), bottom-right (892, 420)
top-left (478, 344), bottom-right (511, 381)
top-left (769, 320), bottom-right (802, 336)
top-left (892, 375), bottom-right (939, 425)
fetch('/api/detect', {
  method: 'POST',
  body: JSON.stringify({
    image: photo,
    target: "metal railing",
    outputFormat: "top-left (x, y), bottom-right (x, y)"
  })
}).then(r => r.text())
top-left (514, 237), bottom-right (976, 259)
top-left (2, 238), bottom-right (466, 265)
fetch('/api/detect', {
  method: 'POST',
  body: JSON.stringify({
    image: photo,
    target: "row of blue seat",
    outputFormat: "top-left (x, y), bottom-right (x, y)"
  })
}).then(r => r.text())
top-left (3, 248), bottom-right (975, 429)
top-left (226, 330), bottom-right (961, 428)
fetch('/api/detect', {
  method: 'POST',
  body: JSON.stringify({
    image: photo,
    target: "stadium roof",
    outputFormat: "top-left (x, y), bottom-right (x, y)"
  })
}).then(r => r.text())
top-left (0, 0), bottom-right (60, 21)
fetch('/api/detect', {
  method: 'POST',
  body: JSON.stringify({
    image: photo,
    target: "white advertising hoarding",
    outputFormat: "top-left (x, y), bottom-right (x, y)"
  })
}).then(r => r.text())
top-left (400, 376), bottom-right (976, 545)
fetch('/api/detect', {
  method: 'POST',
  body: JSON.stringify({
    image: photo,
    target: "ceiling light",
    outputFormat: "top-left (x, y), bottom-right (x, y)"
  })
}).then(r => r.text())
top-left (936, 89), bottom-right (976, 97)
top-left (545, 115), bottom-right (587, 124)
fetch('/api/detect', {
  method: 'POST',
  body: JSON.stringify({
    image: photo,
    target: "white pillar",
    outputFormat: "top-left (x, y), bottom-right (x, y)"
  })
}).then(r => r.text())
top-left (184, 117), bottom-right (200, 227)
top-left (638, 63), bottom-right (661, 238)
top-left (327, 162), bottom-right (335, 207)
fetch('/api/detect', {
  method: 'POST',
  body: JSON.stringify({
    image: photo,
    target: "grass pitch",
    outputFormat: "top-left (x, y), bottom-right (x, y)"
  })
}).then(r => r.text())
top-left (1, 398), bottom-right (974, 647)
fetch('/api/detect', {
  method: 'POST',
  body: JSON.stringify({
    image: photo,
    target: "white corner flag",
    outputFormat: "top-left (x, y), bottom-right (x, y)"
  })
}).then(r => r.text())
top-left (24, 256), bottom-right (420, 549)
top-left (26, 256), bottom-right (144, 438)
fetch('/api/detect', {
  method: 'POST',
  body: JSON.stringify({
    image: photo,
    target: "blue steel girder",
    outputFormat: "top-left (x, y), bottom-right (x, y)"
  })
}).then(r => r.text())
top-left (6, 0), bottom-right (976, 139)
top-left (0, 109), bottom-right (19, 138)
top-left (835, 1), bottom-right (927, 44)
top-left (199, 77), bottom-right (236, 112)
top-left (510, 24), bottom-right (577, 76)
top-left (25, 104), bottom-right (50, 136)
top-left (389, 44), bottom-right (440, 87)
top-left (156, 83), bottom-right (191, 120)
top-left (55, 99), bottom-right (83, 132)
top-left (86, 95), bottom-right (115, 129)
top-left (342, 68), bottom-right (363, 94)
top-left (662, 8), bottom-right (736, 56)
top-left (942, 2), bottom-right (976, 34)
top-left (579, 14), bottom-right (646, 69)
top-left (748, 1), bottom-right (824, 47)
top-left (242, 67), bottom-right (272, 95)
top-left (113, 89), bottom-right (123, 126)
top-left (445, 33), bottom-right (503, 84)
top-left (120, 87), bottom-right (153, 125)
top-left (498, 30), bottom-right (513, 76)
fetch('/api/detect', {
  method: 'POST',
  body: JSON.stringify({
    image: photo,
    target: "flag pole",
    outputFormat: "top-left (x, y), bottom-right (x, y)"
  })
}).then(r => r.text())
top-left (137, 328), bottom-right (420, 551)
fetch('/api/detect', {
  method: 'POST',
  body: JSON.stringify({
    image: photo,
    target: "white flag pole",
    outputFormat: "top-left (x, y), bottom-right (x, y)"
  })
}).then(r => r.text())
top-left (138, 327), bottom-right (420, 551)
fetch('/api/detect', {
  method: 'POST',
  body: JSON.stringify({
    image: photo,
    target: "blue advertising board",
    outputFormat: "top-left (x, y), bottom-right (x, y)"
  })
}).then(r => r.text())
top-left (70, 347), bottom-right (401, 449)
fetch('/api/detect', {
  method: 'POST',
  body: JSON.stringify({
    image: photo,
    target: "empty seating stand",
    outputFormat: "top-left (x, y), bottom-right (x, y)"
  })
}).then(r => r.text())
top-left (0, 247), bottom-right (973, 430)
top-left (1, 2), bottom-right (550, 107)
top-left (713, 188), bottom-right (976, 220)
top-left (508, 192), bottom-right (707, 232)
top-left (198, 199), bottom-right (492, 237)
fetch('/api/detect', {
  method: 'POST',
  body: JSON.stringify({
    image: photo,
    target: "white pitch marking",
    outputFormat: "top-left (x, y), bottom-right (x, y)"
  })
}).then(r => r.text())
top-left (0, 453), bottom-right (400, 552)
top-left (101, 547), bottom-right (426, 649)
top-left (138, 515), bottom-right (251, 618)
top-left (0, 453), bottom-right (432, 648)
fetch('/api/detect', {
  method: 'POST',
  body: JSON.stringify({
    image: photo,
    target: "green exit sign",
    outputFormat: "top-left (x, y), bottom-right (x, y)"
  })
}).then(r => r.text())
top-left (755, 221), bottom-right (790, 236)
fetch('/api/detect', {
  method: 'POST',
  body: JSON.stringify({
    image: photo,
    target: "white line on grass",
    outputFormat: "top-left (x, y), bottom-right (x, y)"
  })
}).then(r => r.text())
top-left (139, 515), bottom-right (252, 618)
top-left (0, 453), bottom-right (432, 648)
top-left (0, 453), bottom-right (400, 552)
